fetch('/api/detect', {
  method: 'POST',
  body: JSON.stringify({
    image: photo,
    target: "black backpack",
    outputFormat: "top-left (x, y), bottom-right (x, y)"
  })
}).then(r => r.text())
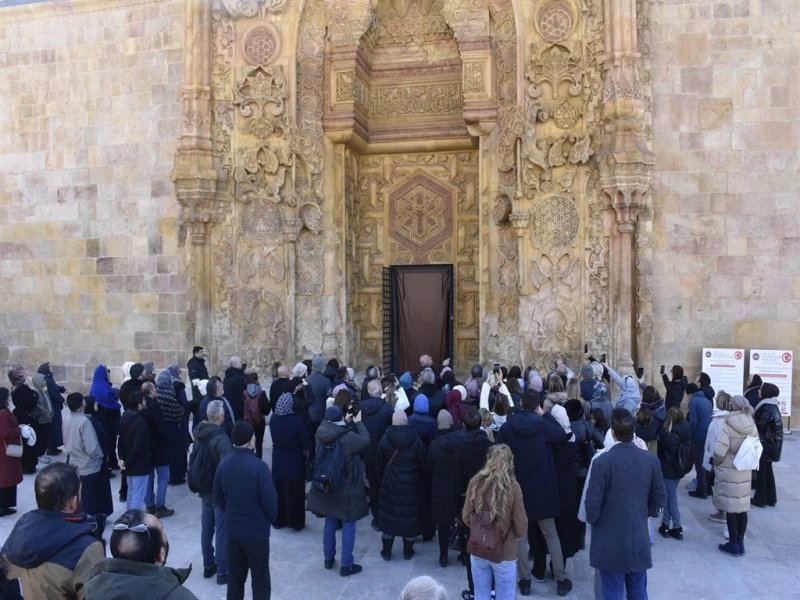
top-left (675, 436), bottom-right (693, 477)
top-left (312, 434), bottom-right (345, 494)
top-left (188, 428), bottom-right (223, 495)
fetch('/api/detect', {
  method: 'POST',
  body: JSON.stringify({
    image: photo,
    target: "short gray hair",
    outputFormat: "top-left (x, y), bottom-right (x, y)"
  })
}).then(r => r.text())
top-left (141, 382), bottom-right (155, 396)
top-left (401, 576), bottom-right (448, 600)
top-left (206, 400), bottom-right (224, 422)
top-left (420, 368), bottom-right (435, 386)
top-left (367, 379), bottom-right (382, 398)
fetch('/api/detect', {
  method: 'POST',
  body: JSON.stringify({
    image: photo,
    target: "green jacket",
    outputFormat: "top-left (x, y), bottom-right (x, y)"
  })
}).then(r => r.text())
top-left (84, 558), bottom-right (198, 600)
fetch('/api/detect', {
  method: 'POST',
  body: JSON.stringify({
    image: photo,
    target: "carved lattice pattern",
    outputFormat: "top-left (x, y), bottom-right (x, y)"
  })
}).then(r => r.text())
top-left (243, 26), bottom-right (279, 65)
top-left (241, 201), bottom-right (283, 246)
top-left (531, 194), bottom-right (580, 252)
top-left (538, 2), bottom-right (574, 42)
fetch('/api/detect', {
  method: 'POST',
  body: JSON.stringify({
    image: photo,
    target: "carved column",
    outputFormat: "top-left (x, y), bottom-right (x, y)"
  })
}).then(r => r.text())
top-left (172, 0), bottom-right (220, 350)
top-left (597, 0), bottom-right (654, 374)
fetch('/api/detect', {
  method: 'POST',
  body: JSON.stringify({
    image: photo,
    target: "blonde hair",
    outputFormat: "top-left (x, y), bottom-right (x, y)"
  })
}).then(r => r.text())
top-left (479, 408), bottom-right (495, 442)
top-left (566, 378), bottom-right (580, 402)
top-left (715, 391), bottom-right (732, 412)
top-left (466, 444), bottom-right (515, 521)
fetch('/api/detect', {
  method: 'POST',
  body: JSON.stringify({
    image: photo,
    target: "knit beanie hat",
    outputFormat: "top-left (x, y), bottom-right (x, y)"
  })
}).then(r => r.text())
top-left (325, 405), bottom-right (343, 422)
top-left (413, 394), bottom-right (429, 414)
top-left (580, 363), bottom-right (594, 380)
top-left (750, 374), bottom-right (763, 388)
top-left (312, 355), bottom-right (325, 373)
top-left (398, 372), bottom-right (413, 391)
top-left (392, 411), bottom-right (408, 426)
top-left (437, 409), bottom-right (454, 430)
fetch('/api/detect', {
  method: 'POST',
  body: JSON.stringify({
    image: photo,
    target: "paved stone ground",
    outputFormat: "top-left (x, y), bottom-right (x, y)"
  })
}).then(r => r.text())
top-left (0, 431), bottom-right (797, 599)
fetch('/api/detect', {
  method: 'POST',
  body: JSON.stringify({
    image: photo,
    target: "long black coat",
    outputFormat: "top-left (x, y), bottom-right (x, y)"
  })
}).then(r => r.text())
top-left (657, 422), bottom-right (691, 480)
top-left (223, 367), bottom-right (247, 421)
top-left (425, 427), bottom-right (464, 527)
top-left (376, 425), bottom-right (425, 538)
top-left (418, 383), bottom-right (446, 417)
top-left (11, 385), bottom-right (39, 426)
top-left (454, 428), bottom-right (493, 497)
top-left (495, 410), bottom-right (567, 521)
top-left (662, 375), bottom-right (687, 411)
top-left (552, 440), bottom-right (581, 559)
top-left (142, 398), bottom-right (169, 467)
top-left (360, 397), bottom-right (393, 465)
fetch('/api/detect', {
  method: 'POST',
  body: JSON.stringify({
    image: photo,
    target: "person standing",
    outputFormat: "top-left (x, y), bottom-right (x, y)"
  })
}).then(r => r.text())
top-left (191, 400), bottom-right (233, 585)
top-left (268, 365), bottom-right (290, 413)
top-left (30, 374), bottom-right (54, 464)
top-left (37, 363), bottom-right (65, 456)
top-left (187, 346), bottom-right (210, 402)
top-left (62, 393), bottom-right (112, 518)
top-left (462, 444), bottom-right (528, 600)
top-left (306, 405), bottom-right (370, 576)
top-left (199, 379), bottom-right (235, 436)
top-left (359, 379), bottom-right (394, 527)
top-left (118, 391), bottom-right (152, 511)
top-left (0, 388), bottom-right (23, 516)
top-left (7, 367), bottom-right (40, 475)
top-left (662, 365), bottom-right (688, 411)
top-left (167, 364), bottom-right (190, 486)
top-left (657, 407), bottom-right (691, 540)
top-left (269, 393), bottom-right (310, 531)
top-left (376, 411), bottom-right (425, 562)
top-left (686, 382), bottom-right (713, 499)
top-left (306, 355), bottom-right (332, 440)
top-left (753, 383), bottom-right (783, 508)
top-left (91, 364), bottom-right (122, 474)
top-left (214, 421), bottom-right (278, 600)
top-left (426, 410), bottom-right (464, 567)
top-left (242, 372), bottom-right (271, 460)
top-left (743, 374), bottom-right (762, 409)
top-left (584, 408), bottom-right (666, 600)
top-left (223, 357), bottom-right (247, 421)
top-left (495, 392), bottom-right (572, 597)
top-left (142, 383), bottom-right (174, 518)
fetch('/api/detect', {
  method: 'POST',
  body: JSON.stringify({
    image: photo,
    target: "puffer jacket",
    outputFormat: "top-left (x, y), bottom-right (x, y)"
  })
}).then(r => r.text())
top-left (306, 420), bottom-right (370, 523)
top-left (376, 425), bottom-right (425, 538)
top-left (607, 368), bottom-right (640, 416)
top-left (408, 412), bottom-right (437, 446)
top-left (425, 427), bottom-right (464, 527)
top-left (713, 411), bottom-right (758, 513)
top-left (754, 399), bottom-right (783, 462)
top-left (703, 409), bottom-right (730, 469)
top-left (657, 421), bottom-right (691, 480)
top-left (359, 396), bottom-right (393, 464)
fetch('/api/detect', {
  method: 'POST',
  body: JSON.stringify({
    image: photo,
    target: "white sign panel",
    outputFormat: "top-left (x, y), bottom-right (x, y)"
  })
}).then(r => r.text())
top-left (749, 350), bottom-right (793, 417)
top-left (702, 348), bottom-right (745, 397)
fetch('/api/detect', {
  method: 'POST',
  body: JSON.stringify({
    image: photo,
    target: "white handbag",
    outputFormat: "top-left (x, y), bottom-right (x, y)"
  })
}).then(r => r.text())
top-left (733, 435), bottom-right (763, 471)
top-left (4, 439), bottom-right (23, 458)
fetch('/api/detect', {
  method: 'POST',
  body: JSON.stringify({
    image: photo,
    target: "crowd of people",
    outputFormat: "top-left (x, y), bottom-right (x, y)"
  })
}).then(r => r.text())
top-left (0, 349), bottom-right (787, 599)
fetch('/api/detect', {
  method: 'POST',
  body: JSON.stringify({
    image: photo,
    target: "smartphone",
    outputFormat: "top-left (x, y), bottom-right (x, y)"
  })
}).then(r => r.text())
top-left (584, 343), bottom-right (588, 354)
top-left (493, 362), bottom-right (501, 373)
top-left (636, 367), bottom-right (644, 379)
top-left (660, 365), bottom-right (665, 375)
top-left (600, 353), bottom-right (606, 363)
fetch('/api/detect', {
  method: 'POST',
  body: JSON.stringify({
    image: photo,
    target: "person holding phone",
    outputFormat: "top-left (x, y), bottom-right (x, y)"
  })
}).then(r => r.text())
top-left (662, 365), bottom-right (688, 411)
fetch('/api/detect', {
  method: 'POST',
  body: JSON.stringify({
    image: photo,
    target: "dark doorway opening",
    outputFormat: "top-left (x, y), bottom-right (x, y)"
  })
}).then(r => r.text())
top-left (383, 265), bottom-right (454, 375)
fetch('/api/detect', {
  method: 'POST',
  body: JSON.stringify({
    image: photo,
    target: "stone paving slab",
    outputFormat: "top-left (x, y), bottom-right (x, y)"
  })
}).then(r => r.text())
top-left (0, 432), bottom-right (797, 600)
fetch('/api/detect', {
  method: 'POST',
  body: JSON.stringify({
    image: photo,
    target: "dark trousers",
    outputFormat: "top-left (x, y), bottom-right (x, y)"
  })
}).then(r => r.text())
top-left (726, 512), bottom-right (748, 545)
top-left (99, 409), bottom-right (120, 470)
top-left (254, 422), bottom-right (266, 460)
top-left (227, 537), bottom-right (270, 600)
top-left (0, 486), bottom-right (17, 510)
top-left (437, 525), bottom-right (451, 557)
top-left (365, 462), bottom-right (380, 519)
top-left (81, 470), bottom-right (114, 516)
top-left (693, 444), bottom-right (708, 496)
top-left (168, 422), bottom-right (187, 484)
top-left (460, 525), bottom-right (474, 593)
top-left (33, 423), bottom-right (50, 458)
top-left (273, 478), bottom-right (305, 530)
top-left (48, 406), bottom-right (63, 452)
top-left (753, 459), bottom-right (777, 506)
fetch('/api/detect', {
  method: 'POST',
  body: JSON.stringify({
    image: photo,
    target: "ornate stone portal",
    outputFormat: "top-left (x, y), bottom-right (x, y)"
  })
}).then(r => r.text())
top-left (172, 0), bottom-right (654, 376)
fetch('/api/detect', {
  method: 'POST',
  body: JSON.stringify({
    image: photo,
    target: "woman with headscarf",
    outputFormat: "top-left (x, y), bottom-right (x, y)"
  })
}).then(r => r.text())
top-left (445, 387), bottom-right (467, 429)
top-left (166, 365), bottom-right (190, 485)
top-left (425, 410), bottom-right (464, 567)
top-left (753, 383), bottom-right (783, 508)
top-left (8, 368), bottom-right (40, 474)
top-left (242, 371), bottom-right (271, 460)
top-left (37, 363), bottom-right (65, 456)
top-left (0, 388), bottom-right (23, 516)
top-left (90, 364), bottom-right (121, 473)
top-left (270, 392), bottom-right (310, 531)
top-left (377, 411), bottom-right (426, 561)
top-left (30, 374), bottom-right (54, 463)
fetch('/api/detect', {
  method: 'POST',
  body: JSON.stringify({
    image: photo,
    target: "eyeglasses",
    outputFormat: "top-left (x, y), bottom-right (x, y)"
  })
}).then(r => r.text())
top-left (112, 522), bottom-right (150, 534)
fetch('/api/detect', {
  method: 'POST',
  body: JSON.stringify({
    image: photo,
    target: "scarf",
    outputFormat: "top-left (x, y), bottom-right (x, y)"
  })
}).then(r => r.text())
top-left (167, 364), bottom-right (181, 381)
top-left (156, 371), bottom-right (183, 422)
top-left (437, 409), bottom-right (454, 430)
top-left (247, 383), bottom-right (262, 397)
top-left (753, 397), bottom-right (779, 414)
top-left (275, 392), bottom-right (294, 416)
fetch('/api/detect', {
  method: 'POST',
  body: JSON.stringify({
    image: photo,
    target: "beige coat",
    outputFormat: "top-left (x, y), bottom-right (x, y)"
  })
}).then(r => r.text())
top-left (712, 411), bottom-right (758, 514)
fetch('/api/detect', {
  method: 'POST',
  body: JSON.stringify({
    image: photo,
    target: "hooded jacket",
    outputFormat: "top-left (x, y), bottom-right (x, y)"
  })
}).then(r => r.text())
top-left (454, 428), bottom-right (493, 498)
top-left (305, 371), bottom-right (332, 423)
top-left (703, 407), bottom-right (730, 469)
top-left (306, 420), bottom-right (370, 523)
top-left (90, 365), bottom-right (120, 411)
top-left (754, 399), bottom-right (783, 462)
top-left (688, 391), bottom-right (712, 445)
top-left (656, 421), bottom-right (691, 480)
top-left (713, 411), bottom-right (758, 513)
top-left (408, 408), bottom-right (438, 447)
top-left (192, 421), bottom-right (232, 497)
top-left (495, 410), bottom-right (568, 521)
top-left (359, 396), bottom-right (394, 464)
top-left (2, 509), bottom-right (105, 600)
top-left (84, 558), bottom-right (197, 600)
top-left (607, 368), bottom-right (641, 416)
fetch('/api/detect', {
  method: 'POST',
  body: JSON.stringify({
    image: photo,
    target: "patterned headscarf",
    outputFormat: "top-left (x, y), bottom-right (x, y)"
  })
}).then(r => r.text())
top-left (275, 392), bottom-right (294, 416)
top-left (7, 368), bottom-right (24, 388)
top-left (167, 364), bottom-right (181, 380)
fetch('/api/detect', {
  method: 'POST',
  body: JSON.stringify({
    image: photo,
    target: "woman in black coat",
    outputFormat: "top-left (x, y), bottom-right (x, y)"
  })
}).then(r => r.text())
top-left (270, 393), bottom-right (311, 530)
top-left (425, 411), bottom-right (464, 567)
top-left (8, 369), bottom-right (39, 475)
top-left (753, 383), bottom-right (783, 507)
top-left (662, 365), bottom-right (688, 411)
top-left (376, 411), bottom-right (425, 561)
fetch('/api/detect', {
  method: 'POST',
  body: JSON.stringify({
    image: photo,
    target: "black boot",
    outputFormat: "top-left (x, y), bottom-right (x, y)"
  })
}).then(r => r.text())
top-left (381, 537), bottom-right (393, 561)
top-left (403, 539), bottom-right (415, 560)
top-left (439, 551), bottom-right (448, 568)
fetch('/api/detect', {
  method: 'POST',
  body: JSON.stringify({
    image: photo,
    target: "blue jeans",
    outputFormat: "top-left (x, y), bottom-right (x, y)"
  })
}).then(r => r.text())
top-left (126, 475), bottom-right (149, 511)
top-left (145, 465), bottom-right (169, 508)
top-left (201, 497), bottom-right (228, 574)
top-left (471, 555), bottom-right (516, 600)
top-left (323, 518), bottom-right (355, 567)
top-left (600, 570), bottom-right (647, 600)
top-left (662, 478), bottom-right (681, 528)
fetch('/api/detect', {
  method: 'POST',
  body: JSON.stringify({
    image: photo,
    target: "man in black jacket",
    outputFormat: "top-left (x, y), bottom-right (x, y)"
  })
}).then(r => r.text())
top-left (187, 346), bottom-right (210, 401)
top-left (118, 392), bottom-right (152, 512)
top-left (360, 379), bottom-right (394, 527)
top-left (223, 357), bottom-right (247, 421)
top-left (141, 383), bottom-right (174, 519)
top-left (268, 365), bottom-right (290, 412)
top-left (199, 380), bottom-right (235, 436)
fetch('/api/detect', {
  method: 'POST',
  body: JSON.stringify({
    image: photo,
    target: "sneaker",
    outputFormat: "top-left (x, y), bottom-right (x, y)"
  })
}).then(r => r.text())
top-left (216, 574), bottom-right (228, 585)
top-left (739, 544), bottom-right (745, 556)
top-left (339, 564), bottom-right (363, 577)
top-left (154, 507), bottom-right (175, 518)
top-left (118, 493), bottom-right (127, 503)
top-left (687, 490), bottom-right (708, 499)
top-left (324, 559), bottom-right (334, 570)
top-left (708, 510), bottom-right (726, 523)
top-left (531, 574), bottom-right (544, 584)
top-left (203, 564), bottom-right (217, 579)
top-left (557, 578), bottom-right (573, 596)
top-left (146, 506), bottom-right (156, 515)
top-left (518, 579), bottom-right (531, 596)
top-left (669, 527), bottom-right (683, 541)
top-left (718, 542), bottom-right (740, 557)
top-left (658, 523), bottom-right (670, 538)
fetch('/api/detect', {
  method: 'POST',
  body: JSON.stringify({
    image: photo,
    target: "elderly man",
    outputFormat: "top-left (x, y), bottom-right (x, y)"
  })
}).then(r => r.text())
top-left (2, 462), bottom-right (105, 599)
top-left (268, 365), bottom-right (290, 413)
top-left (199, 379), bottom-right (235, 436)
top-left (84, 509), bottom-right (198, 599)
top-left (223, 357), bottom-right (247, 421)
top-left (417, 368), bottom-right (445, 417)
top-left (306, 355), bottom-right (332, 440)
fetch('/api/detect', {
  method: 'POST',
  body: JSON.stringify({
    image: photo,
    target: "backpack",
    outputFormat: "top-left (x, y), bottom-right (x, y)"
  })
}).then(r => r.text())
top-left (576, 431), bottom-right (596, 476)
top-left (675, 437), bottom-right (693, 477)
top-left (243, 390), bottom-right (264, 426)
top-left (188, 428), bottom-right (223, 495)
top-left (467, 508), bottom-right (507, 563)
top-left (312, 435), bottom-right (345, 494)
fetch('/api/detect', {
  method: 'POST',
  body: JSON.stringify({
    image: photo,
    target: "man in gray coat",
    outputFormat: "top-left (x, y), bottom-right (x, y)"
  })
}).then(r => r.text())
top-left (585, 408), bottom-right (666, 600)
top-left (306, 355), bottom-right (332, 440)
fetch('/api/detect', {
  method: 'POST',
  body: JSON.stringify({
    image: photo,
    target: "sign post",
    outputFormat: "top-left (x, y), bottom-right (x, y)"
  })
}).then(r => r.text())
top-left (701, 348), bottom-right (745, 398)
top-left (749, 349), bottom-right (793, 433)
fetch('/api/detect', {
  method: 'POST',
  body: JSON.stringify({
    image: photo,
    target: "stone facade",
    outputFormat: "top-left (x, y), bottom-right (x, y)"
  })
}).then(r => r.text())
top-left (0, 0), bottom-right (798, 414)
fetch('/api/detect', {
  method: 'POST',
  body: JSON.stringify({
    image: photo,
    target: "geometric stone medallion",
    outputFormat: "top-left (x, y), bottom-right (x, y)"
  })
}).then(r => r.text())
top-left (530, 194), bottom-right (579, 252)
top-left (389, 171), bottom-right (453, 255)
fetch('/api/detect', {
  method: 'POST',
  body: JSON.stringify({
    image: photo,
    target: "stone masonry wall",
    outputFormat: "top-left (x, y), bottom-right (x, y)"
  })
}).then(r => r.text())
top-left (0, 0), bottom-right (186, 390)
top-left (649, 0), bottom-right (800, 414)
